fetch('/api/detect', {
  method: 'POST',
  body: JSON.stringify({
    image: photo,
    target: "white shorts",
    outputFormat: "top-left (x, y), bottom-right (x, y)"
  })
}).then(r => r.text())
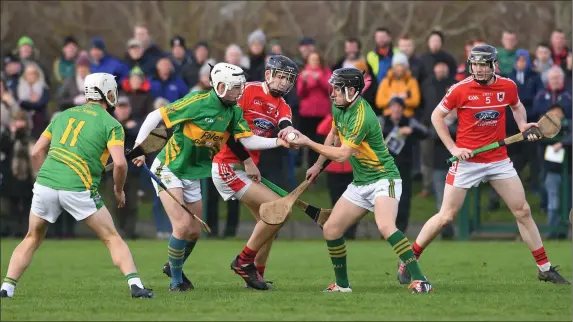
top-left (31, 183), bottom-right (104, 223)
top-left (150, 158), bottom-right (202, 203)
top-left (342, 178), bottom-right (402, 212)
top-left (211, 163), bottom-right (252, 201)
top-left (446, 158), bottom-right (518, 189)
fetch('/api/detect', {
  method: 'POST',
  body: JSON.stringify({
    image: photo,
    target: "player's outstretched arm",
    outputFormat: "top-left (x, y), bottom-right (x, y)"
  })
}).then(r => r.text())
top-left (293, 127), bottom-right (354, 163)
top-left (134, 109), bottom-right (164, 148)
top-left (30, 135), bottom-right (51, 172)
top-left (238, 135), bottom-right (289, 150)
top-left (108, 145), bottom-right (128, 208)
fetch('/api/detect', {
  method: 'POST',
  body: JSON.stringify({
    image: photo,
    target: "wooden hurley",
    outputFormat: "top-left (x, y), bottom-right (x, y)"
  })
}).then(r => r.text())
top-left (447, 113), bottom-right (562, 165)
top-left (105, 128), bottom-right (168, 172)
top-left (259, 160), bottom-right (332, 226)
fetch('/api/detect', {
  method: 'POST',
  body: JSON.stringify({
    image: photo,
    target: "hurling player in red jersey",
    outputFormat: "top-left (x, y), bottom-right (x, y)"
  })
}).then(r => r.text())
top-left (214, 55), bottom-right (303, 290)
top-left (397, 45), bottom-right (570, 285)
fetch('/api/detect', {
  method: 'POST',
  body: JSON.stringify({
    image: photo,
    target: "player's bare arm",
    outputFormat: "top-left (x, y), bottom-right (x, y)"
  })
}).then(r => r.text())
top-left (30, 135), bottom-right (51, 172)
top-left (510, 101), bottom-right (541, 141)
top-left (305, 126), bottom-right (338, 181)
top-left (291, 130), bottom-right (355, 164)
top-left (108, 144), bottom-right (127, 208)
top-left (432, 106), bottom-right (473, 161)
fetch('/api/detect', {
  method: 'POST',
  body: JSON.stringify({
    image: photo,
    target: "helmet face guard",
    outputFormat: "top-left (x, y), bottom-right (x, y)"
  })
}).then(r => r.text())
top-left (467, 45), bottom-right (498, 85)
top-left (328, 68), bottom-right (365, 109)
top-left (266, 68), bottom-right (298, 97)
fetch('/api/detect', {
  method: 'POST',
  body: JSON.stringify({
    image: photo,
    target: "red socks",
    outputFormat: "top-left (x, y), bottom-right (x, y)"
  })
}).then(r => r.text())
top-left (532, 246), bottom-right (549, 266)
top-left (412, 242), bottom-right (424, 260)
top-left (237, 245), bottom-right (257, 265)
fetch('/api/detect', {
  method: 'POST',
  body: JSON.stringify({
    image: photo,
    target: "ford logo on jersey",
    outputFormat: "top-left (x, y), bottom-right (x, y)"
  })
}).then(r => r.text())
top-left (474, 110), bottom-right (500, 121)
top-left (253, 118), bottom-right (275, 131)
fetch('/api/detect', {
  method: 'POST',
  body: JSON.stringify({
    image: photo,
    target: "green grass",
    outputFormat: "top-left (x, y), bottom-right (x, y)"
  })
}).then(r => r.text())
top-left (133, 181), bottom-right (545, 224)
top-left (1, 239), bottom-right (571, 321)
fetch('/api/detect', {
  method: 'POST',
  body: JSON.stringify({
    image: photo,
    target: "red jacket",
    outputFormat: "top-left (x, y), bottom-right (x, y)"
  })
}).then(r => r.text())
top-left (296, 66), bottom-right (332, 118)
top-left (316, 115), bottom-right (352, 174)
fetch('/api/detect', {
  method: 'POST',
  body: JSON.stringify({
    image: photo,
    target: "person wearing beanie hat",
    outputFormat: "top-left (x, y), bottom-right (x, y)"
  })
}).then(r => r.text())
top-left (17, 36), bottom-right (34, 61)
top-left (121, 65), bottom-right (153, 122)
top-left (53, 35), bottom-right (80, 85)
top-left (246, 29), bottom-right (267, 81)
top-left (56, 50), bottom-right (91, 110)
top-left (2, 53), bottom-right (22, 94)
top-left (375, 50), bottom-right (421, 117)
top-left (89, 37), bottom-right (129, 88)
top-left (169, 36), bottom-right (192, 77)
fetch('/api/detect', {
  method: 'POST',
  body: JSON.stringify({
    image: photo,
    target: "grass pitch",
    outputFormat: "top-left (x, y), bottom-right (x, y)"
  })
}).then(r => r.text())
top-left (1, 239), bottom-right (571, 321)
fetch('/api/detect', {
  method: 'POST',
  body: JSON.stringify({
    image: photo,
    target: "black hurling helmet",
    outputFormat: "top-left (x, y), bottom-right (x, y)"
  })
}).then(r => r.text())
top-left (467, 44), bottom-right (498, 85)
top-left (328, 67), bottom-right (365, 108)
top-left (265, 55), bottom-right (299, 97)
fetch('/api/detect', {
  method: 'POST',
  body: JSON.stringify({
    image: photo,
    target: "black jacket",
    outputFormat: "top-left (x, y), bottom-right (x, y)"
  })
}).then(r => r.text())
top-left (420, 75), bottom-right (457, 125)
top-left (380, 115), bottom-right (429, 165)
top-left (418, 50), bottom-right (457, 85)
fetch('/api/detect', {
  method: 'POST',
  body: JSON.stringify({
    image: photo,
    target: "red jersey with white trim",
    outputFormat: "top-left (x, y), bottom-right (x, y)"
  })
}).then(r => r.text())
top-left (438, 76), bottom-right (520, 163)
top-left (213, 81), bottom-right (292, 164)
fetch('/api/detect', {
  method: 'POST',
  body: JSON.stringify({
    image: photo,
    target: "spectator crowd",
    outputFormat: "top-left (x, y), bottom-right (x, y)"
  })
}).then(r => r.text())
top-left (1, 24), bottom-right (571, 240)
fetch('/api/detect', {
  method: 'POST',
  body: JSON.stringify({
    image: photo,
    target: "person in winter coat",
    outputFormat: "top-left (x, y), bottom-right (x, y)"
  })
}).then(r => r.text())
top-left (380, 97), bottom-right (429, 233)
top-left (533, 43), bottom-right (555, 87)
top-left (533, 66), bottom-right (572, 120)
top-left (149, 57), bottom-right (189, 103)
top-left (245, 29), bottom-right (267, 82)
top-left (539, 104), bottom-right (571, 239)
top-left (89, 37), bottom-right (129, 87)
top-left (124, 38), bottom-right (157, 77)
top-left (375, 52), bottom-right (421, 117)
top-left (419, 59), bottom-right (456, 197)
top-left (418, 30), bottom-right (457, 85)
top-left (17, 64), bottom-right (49, 139)
top-left (56, 51), bottom-right (90, 111)
top-left (168, 36), bottom-right (193, 77)
top-left (120, 66), bottom-right (154, 122)
top-left (296, 51), bottom-right (332, 166)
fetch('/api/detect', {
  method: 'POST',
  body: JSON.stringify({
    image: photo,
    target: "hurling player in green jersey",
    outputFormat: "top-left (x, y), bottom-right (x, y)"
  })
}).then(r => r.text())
top-left (132, 63), bottom-right (289, 292)
top-left (0, 73), bottom-right (154, 299)
top-left (287, 68), bottom-right (433, 294)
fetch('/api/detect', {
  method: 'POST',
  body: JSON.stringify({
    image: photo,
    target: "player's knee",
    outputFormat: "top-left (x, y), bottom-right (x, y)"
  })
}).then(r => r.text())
top-left (323, 221), bottom-right (343, 240)
top-left (187, 225), bottom-right (201, 241)
top-left (512, 202), bottom-right (531, 221)
top-left (23, 231), bottom-right (44, 248)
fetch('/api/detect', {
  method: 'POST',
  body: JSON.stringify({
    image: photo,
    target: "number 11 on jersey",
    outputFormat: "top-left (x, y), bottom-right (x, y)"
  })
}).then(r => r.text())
top-left (59, 118), bottom-right (86, 147)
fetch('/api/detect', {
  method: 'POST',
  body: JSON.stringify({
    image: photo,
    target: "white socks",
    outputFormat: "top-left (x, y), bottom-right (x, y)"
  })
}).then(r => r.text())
top-left (537, 262), bottom-right (551, 272)
top-left (127, 277), bottom-right (144, 289)
top-left (1, 283), bottom-right (15, 298)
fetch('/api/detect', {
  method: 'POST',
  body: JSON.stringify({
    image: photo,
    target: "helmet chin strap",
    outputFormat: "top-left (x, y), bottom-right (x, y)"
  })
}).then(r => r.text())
top-left (344, 87), bottom-right (359, 103)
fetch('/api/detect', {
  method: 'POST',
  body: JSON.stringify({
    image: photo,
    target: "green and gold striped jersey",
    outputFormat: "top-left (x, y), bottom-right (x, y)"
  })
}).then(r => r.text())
top-left (36, 103), bottom-right (125, 192)
top-left (332, 96), bottom-right (400, 185)
top-left (157, 90), bottom-right (253, 180)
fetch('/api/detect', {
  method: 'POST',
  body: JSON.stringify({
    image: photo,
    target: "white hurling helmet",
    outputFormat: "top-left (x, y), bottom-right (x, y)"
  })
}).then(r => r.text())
top-left (209, 62), bottom-right (246, 103)
top-left (84, 72), bottom-right (118, 108)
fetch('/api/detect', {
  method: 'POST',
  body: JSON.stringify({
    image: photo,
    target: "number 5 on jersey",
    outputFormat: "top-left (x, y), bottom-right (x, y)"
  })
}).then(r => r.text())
top-left (59, 118), bottom-right (86, 147)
